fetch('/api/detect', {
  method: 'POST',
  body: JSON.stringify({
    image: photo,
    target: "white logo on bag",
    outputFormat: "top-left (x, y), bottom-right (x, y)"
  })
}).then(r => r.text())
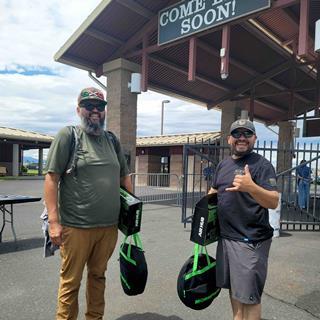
top-left (135, 212), bottom-right (140, 227)
top-left (198, 217), bottom-right (205, 237)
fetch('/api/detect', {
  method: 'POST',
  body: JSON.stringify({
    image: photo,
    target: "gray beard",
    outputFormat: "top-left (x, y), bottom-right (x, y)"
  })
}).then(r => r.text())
top-left (80, 115), bottom-right (105, 135)
top-left (231, 145), bottom-right (254, 158)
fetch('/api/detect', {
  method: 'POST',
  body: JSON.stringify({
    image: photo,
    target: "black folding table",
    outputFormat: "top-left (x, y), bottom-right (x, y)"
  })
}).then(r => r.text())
top-left (0, 195), bottom-right (41, 242)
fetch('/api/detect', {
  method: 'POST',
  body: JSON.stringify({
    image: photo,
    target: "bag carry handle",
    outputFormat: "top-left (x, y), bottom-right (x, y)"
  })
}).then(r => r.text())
top-left (184, 244), bottom-right (216, 281)
top-left (192, 244), bottom-right (212, 273)
top-left (120, 233), bottom-right (144, 264)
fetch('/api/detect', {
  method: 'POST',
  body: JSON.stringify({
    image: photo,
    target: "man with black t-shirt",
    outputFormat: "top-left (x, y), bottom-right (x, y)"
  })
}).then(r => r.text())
top-left (209, 119), bottom-right (279, 320)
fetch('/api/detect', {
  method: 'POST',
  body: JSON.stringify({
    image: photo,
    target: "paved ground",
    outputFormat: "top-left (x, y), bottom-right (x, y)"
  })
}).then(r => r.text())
top-left (0, 180), bottom-right (319, 320)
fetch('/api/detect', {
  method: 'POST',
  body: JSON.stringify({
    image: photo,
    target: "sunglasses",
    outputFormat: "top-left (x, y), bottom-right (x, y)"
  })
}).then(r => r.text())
top-left (79, 101), bottom-right (106, 112)
top-left (231, 130), bottom-right (254, 139)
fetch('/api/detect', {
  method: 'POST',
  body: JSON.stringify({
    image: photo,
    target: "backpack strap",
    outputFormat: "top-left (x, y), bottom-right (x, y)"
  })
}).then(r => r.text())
top-left (105, 130), bottom-right (120, 154)
top-left (65, 127), bottom-right (120, 175)
top-left (65, 126), bottom-right (80, 175)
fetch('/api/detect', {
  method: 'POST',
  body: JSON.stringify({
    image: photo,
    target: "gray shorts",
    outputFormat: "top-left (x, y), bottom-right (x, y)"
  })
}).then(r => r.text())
top-left (216, 238), bottom-right (272, 304)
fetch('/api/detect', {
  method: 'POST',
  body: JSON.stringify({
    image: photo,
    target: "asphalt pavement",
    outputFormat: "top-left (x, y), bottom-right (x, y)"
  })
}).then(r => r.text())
top-left (0, 179), bottom-right (319, 320)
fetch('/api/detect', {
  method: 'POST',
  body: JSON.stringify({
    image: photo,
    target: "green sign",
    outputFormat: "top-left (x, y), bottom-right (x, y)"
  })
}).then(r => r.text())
top-left (158, 0), bottom-right (271, 45)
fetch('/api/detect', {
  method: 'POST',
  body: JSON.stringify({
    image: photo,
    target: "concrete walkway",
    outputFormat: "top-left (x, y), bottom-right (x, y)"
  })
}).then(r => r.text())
top-left (0, 180), bottom-right (319, 320)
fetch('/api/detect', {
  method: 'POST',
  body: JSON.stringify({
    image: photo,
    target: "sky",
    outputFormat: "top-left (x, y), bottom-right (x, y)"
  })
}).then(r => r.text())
top-left (0, 0), bottom-right (317, 159)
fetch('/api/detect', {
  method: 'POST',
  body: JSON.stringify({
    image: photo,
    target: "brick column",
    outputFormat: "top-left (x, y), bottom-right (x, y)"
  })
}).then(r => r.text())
top-left (103, 59), bottom-right (140, 172)
top-left (12, 144), bottom-right (19, 176)
top-left (38, 148), bottom-right (43, 175)
top-left (277, 121), bottom-right (294, 173)
top-left (169, 154), bottom-right (183, 188)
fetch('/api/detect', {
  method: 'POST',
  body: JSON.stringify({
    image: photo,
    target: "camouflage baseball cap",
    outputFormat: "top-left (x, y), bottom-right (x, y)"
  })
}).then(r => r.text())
top-left (230, 119), bottom-right (256, 134)
top-left (78, 87), bottom-right (107, 105)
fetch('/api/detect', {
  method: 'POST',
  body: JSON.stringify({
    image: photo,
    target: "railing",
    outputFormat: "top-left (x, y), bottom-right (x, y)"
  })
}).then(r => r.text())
top-left (277, 155), bottom-right (320, 231)
top-left (130, 173), bottom-right (181, 204)
top-left (181, 139), bottom-right (320, 230)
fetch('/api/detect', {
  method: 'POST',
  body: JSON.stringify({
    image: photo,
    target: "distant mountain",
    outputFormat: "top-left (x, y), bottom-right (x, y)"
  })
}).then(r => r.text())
top-left (24, 156), bottom-right (38, 163)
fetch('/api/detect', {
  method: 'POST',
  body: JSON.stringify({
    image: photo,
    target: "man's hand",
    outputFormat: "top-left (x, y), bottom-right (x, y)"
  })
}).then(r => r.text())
top-left (49, 221), bottom-right (63, 246)
top-left (226, 164), bottom-right (254, 193)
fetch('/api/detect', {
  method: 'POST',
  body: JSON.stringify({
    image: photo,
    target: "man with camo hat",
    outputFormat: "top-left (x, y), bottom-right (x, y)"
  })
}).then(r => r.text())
top-left (209, 118), bottom-right (279, 320)
top-left (44, 87), bottom-right (132, 319)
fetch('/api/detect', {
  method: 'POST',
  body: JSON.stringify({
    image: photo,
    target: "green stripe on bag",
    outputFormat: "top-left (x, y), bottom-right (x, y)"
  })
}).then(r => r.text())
top-left (195, 288), bottom-right (221, 304)
top-left (120, 272), bottom-right (131, 289)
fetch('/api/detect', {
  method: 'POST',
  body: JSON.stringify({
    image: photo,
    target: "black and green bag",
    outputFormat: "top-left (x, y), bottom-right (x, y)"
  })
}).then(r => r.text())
top-left (177, 244), bottom-right (220, 310)
top-left (119, 233), bottom-right (148, 296)
top-left (190, 193), bottom-right (219, 246)
top-left (118, 188), bottom-right (143, 236)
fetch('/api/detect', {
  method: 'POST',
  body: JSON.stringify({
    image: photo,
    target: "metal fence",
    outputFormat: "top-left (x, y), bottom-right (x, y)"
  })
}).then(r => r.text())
top-left (130, 140), bottom-right (320, 231)
top-left (130, 173), bottom-right (181, 204)
top-left (181, 139), bottom-right (320, 231)
top-left (277, 155), bottom-right (320, 231)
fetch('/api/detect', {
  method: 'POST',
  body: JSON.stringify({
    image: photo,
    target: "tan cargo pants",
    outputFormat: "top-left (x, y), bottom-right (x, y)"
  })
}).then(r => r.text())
top-left (56, 225), bottom-right (118, 320)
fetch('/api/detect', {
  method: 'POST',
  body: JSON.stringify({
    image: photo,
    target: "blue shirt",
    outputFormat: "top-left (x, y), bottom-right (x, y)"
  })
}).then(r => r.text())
top-left (297, 164), bottom-right (311, 180)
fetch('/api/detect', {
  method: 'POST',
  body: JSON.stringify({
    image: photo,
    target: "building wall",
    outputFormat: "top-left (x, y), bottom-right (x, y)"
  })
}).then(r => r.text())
top-left (169, 154), bottom-right (183, 187)
top-left (135, 145), bottom-right (210, 189)
top-left (0, 143), bottom-right (15, 175)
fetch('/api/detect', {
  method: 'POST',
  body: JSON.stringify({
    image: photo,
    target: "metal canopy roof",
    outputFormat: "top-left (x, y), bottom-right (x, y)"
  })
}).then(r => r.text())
top-left (137, 131), bottom-right (221, 147)
top-left (55, 0), bottom-right (320, 124)
top-left (0, 127), bottom-right (54, 148)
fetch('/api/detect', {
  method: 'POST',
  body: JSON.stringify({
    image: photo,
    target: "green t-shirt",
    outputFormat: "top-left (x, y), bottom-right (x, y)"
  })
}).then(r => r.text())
top-left (45, 126), bottom-right (129, 228)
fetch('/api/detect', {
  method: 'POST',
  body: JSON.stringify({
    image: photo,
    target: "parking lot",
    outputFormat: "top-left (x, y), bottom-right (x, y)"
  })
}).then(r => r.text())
top-left (0, 179), bottom-right (319, 320)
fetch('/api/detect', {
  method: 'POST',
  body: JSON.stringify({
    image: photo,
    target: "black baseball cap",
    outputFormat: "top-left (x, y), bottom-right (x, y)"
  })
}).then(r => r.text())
top-left (230, 119), bottom-right (256, 134)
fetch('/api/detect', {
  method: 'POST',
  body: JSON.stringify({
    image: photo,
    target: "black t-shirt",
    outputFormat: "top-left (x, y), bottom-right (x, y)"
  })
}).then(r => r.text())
top-left (212, 152), bottom-right (277, 242)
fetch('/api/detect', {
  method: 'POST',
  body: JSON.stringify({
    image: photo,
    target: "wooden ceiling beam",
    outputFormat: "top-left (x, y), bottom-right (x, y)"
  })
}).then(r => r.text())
top-left (110, 0), bottom-right (176, 59)
top-left (149, 82), bottom-right (211, 107)
top-left (149, 55), bottom-right (231, 92)
top-left (85, 27), bottom-right (125, 47)
top-left (208, 59), bottom-right (293, 109)
top-left (254, 99), bottom-right (287, 114)
top-left (116, 0), bottom-right (154, 19)
top-left (126, 37), bottom-right (312, 105)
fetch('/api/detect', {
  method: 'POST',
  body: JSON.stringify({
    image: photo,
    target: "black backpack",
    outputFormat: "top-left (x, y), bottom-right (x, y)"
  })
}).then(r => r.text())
top-left (177, 244), bottom-right (220, 310)
top-left (119, 233), bottom-right (148, 296)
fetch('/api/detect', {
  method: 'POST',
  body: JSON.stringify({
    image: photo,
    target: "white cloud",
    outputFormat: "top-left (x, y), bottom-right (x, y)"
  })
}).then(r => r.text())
top-left (0, 0), bottom-right (280, 147)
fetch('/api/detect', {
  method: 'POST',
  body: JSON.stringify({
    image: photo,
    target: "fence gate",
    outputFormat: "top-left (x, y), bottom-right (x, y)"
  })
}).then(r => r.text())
top-left (181, 139), bottom-right (226, 226)
top-left (181, 140), bottom-right (320, 231)
top-left (130, 173), bottom-right (181, 204)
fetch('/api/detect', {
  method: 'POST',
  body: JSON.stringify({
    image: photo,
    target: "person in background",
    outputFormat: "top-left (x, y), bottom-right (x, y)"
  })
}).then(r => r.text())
top-left (209, 118), bottom-right (279, 320)
top-left (297, 160), bottom-right (312, 209)
top-left (44, 87), bottom-right (132, 320)
top-left (203, 164), bottom-right (214, 182)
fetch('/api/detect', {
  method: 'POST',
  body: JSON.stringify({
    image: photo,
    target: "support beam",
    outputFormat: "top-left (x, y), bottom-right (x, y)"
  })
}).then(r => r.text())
top-left (220, 25), bottom-right (230, 80)
top-left (208, 59), bottom-right (293, 109)
top-left (126, 37), bottom-right (312, 106)
top-left (110, 15), bottom-right (158, 60)
top-left (188, 38), bottom-right (197, 82)
top-left (110, 0), bottom-right (178, 60)
top-left (38, 148), bottom-right (43, 176)
top-left (242, 21), bottom-right (291, 59)
top-left (85, 28), bottom-right (125, 47)
top-left (56, 55), bottom-right (98, 72)
top-left (298, 0), bottom-right (310, 57)
top-left (271, 0), bottom-right (299, 10)
top-left (249, 87), bottom-right (255, 121)
top-left (289, 65), bottom-right (297, 119)
top-left (232, 86), bottom-right (315, 100)
top-left (149, 55), bottom-right (231, 92)
top-left (197, 40), bottom-right (311, 104)
top-left (141, 35), bottom-right (149, 92)
top-left (150, 82), bottom-right (210, 106)
top-left (316, 60), bottom-right (320, 117)
top-left (116, 0), bottom-right (154, 19)
top-left (254, 98), bottom-right (286, 114)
